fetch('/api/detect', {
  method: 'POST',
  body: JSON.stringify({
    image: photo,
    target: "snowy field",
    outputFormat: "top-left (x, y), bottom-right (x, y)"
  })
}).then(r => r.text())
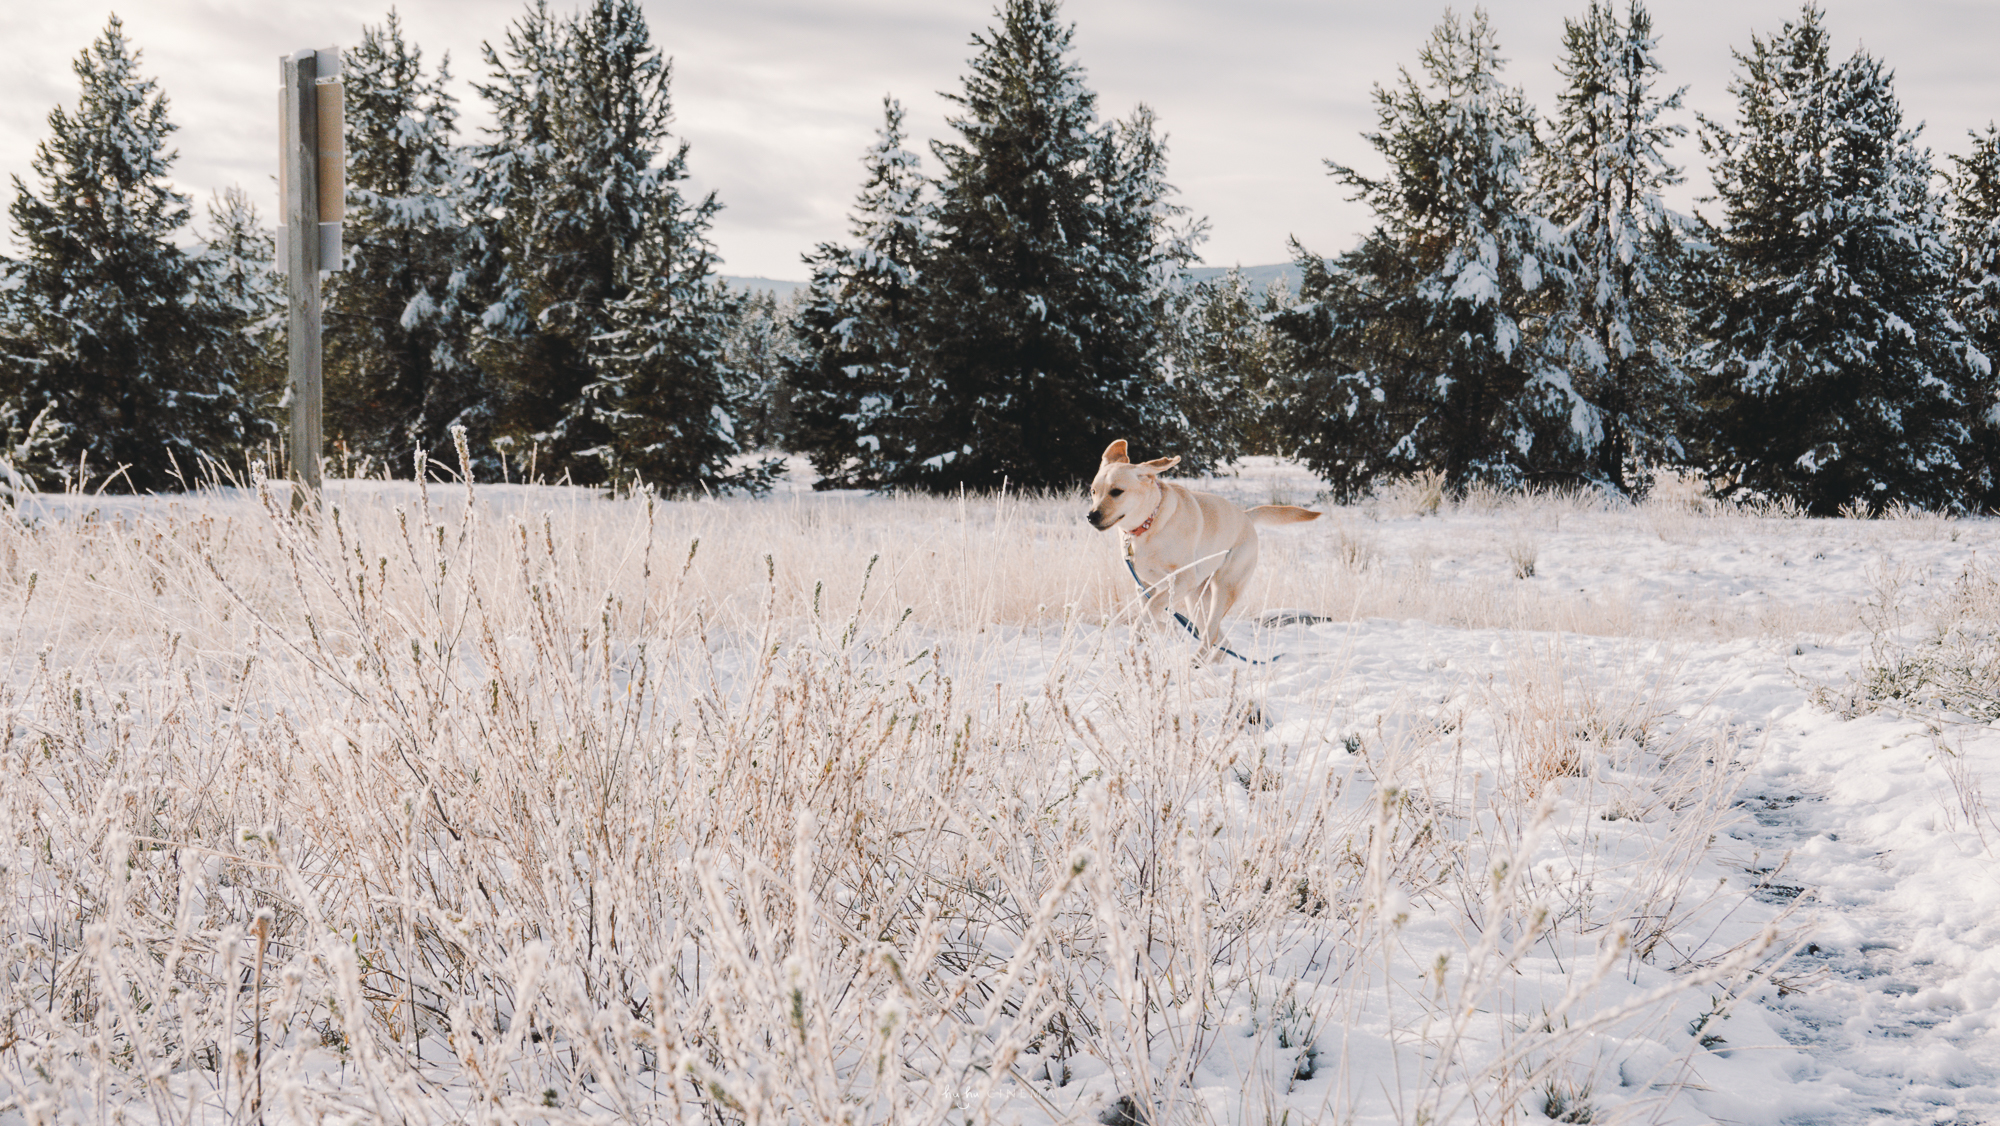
top-left (1, 458), bottom-right (1996, 1125)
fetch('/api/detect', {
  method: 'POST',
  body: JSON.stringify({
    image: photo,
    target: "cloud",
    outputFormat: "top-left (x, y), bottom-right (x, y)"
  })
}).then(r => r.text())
top-left (3, 0), bottom-right (1995, 277)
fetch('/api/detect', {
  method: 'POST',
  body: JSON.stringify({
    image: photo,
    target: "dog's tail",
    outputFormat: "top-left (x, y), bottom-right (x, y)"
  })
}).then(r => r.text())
top-left (1248, 504), bottom-right (1322, 526)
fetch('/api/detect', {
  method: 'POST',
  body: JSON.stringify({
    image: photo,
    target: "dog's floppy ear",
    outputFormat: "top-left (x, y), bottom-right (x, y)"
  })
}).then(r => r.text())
top-left (1100, 439), bottom-right (1130, 464)
top-left (1135, 455), bottom-right (1180, 476)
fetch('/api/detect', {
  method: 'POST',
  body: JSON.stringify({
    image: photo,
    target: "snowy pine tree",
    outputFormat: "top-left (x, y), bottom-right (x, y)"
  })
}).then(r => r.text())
top-left (469, 0), bottom-right (604, 482)
top-left (0, 17), bottom-right (263, 491)
top-left (1160, 269), bottom-right (1285, 469)
top-left (189, 187), bottom-right (284, 448)
top-left (1693, 6), bottom-right (1978, 513)
top-left (462, 0), bottom-right (560, 469)
top-left (326, 10), bottom-right (485, 478)
top-left (0, 394), bottom-right (65, 504)
top-left (470, 0), bottom-right (744, 488)
top-left (1538, 0), bottom-right (1691, 493)
top-left (721, 286), bottom-right (803, 452)
top-left (577, 5), bottom-right (764, 493)
top-left (1096, 104), bottom-right (1208, 461)
top-left (1948, 125), bottom-right (2000, 511)
top-left (1270, 10), bottom-right (1573, 498)
top-left (196, 188), bottom-right (280, 329)
top-left (589, 219), bottom-right (773, 493)
top-left (910, 0), bottom-right (1193, 489)
top-left (785, 97), bottom-right (932, 488)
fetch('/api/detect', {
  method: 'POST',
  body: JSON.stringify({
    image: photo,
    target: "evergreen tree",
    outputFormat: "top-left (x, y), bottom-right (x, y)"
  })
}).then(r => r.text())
top-left (785, 97), bottom-right (932, 488)
top-left (326, 9), bottom-right (484, 478)
top-left (0, 395), bottom-right (64, 503)
top-left (1693, 6), bottom-right (1978, 513)
top-left (1270, 9), bottom-right (1573, 498)
top-left (1948, 125), bottom-right (2000, 511)
top-left (1097, 104), bottom-right (1208, 461)
top-left (1241, 276), bottom-right (1293, 457)
top-left (470, 0), bottom-right (745, 488)
top-left (1160, 269), bottom-right (1286, 469)
top-left (589, 223), bottom-right (773, 493)
top-left (1539, 0), bottom-right (1691, 493)
top-left (910, 0), bottom-right (1194, 489)
top-left (190, 187), bottom-right (285, 457)
top-left (720, 286), bottom-right (803, 451)
top-left (462, 0), bottom-right (560, 477)
top-left (1, 227), bottom-right (65, 500)
top-left (197, 188), bottom-right (281, 333)
top-left (0, 17), bottom-right (263, 491)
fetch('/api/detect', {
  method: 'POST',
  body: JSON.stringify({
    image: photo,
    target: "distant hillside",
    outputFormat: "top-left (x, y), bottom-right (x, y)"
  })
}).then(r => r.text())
top-left (720, 263), bottom-right (1311, 303)
top-left (717, 275), bottom-right (807, 300)
top-left (1186, 262), bottom-right (1307, 294)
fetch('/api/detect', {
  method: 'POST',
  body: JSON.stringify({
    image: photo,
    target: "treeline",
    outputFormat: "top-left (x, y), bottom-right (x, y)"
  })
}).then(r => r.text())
top-left (2, 1), bottom-right (1997, 514)
top-left (1262, 5), bottom-right (2000, 514)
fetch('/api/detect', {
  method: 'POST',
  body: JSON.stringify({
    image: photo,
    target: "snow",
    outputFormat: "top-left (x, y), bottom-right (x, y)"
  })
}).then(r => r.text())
top-left (5, 459), bottom-right (2000, 1123)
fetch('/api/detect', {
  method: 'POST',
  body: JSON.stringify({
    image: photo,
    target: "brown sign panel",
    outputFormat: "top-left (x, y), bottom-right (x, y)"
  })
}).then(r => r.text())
top-left (315, 79), bottom-right (343, 225)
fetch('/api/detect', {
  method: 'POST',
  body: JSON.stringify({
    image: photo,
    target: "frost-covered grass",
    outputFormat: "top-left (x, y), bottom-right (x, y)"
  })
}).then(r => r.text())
top-left (1, 462), bottom-right (1996, 1124)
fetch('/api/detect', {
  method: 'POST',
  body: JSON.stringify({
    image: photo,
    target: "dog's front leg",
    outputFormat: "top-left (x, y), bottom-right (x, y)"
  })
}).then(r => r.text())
top-left (1131, 563), bottom-right (1181, 634)
top-left (1170, 593), bottom-right (1227, 665)
top-left (1189, 578), bottom-right (1238, 663)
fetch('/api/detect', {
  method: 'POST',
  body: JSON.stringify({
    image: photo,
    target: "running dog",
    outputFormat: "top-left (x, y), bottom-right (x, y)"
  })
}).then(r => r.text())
top-left (1086, 439), bottom-right (1320, 658)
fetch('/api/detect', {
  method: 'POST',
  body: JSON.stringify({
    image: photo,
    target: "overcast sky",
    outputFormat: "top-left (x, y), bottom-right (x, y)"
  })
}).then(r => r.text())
top-left (3, 0), bottom-right (1996, 280)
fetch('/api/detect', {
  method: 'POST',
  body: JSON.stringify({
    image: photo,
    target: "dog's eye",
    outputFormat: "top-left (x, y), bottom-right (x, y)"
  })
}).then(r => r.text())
top-left (1109, 488), bottom-right (1123, 497)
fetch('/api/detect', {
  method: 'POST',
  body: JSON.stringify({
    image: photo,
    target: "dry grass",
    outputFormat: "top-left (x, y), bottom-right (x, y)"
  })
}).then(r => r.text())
top-left (1502, 529), bottom-right (1540, 581)
top-left (0, 471), bottom-right (1807, 1123)
top-left (1824, 559), bottom-right (2000, 726)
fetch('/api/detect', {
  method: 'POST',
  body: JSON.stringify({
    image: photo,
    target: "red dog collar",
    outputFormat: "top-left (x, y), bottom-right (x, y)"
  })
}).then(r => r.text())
top-left (1126, 495), bottom-right (1162, 537)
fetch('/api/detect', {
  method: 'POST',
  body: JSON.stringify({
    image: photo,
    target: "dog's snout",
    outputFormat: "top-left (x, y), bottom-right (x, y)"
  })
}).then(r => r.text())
top-left (1086, 509), bottom-right (1104, 528)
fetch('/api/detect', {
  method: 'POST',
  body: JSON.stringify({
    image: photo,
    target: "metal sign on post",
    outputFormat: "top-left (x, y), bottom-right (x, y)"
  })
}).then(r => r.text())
top-left (277, 46), bottom-right (343, 509)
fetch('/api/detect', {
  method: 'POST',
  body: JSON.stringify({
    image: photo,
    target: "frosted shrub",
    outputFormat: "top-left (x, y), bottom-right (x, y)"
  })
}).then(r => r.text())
top-left (1332, 521), bottom-right (1379, 573)
top-left (1832, 560), bottom-right (2000, 725)
top-left (1503, 529), bottom-right (1540, 580)
top-left (1880, 499), bottom-right (1961, 540)
top-left (1646, 468), bottom-right (1713, 513)
top-left (1379, 469), bottom-right (1447, 517)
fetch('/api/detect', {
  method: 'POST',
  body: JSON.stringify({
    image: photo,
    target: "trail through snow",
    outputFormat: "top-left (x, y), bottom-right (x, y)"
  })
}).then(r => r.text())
top-left (1725, 691), bottom-right (2000, 1124)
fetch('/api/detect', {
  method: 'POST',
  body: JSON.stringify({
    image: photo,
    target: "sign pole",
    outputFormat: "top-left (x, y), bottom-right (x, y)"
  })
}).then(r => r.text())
top-left (280, 50), bottom-right (321, 509)
top-left (279, 47), bottom-right (341, 511)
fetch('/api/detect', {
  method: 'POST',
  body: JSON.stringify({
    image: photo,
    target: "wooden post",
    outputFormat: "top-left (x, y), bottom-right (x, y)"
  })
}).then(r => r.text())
top-left (280, 49), bottom-right (322, 510)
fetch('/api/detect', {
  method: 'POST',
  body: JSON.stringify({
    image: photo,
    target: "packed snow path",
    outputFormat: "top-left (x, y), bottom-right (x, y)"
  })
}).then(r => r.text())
top-left (1721, 698), bottom-right (2000, 1124)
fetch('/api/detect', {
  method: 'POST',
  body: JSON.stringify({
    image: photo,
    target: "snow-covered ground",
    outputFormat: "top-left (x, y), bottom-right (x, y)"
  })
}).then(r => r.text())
top-left (1, 460), bottom-right (1995, 1124)
top-left (1206, 461), bottom-right (2000, 1123)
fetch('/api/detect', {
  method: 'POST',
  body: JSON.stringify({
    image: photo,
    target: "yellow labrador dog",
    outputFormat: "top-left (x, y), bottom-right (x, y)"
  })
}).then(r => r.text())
top-left (1086, 439), bottom-right (1320, 658)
